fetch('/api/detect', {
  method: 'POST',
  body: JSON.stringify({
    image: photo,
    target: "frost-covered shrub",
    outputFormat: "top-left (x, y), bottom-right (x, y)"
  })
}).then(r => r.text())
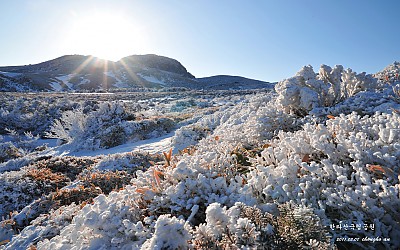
top-left (172, 93), bottom-right (299, 151)
top-left (47, 102), bottom-right (129, 149)
top-left (46, 108), bottom-right (87, 145)
top-left (192, 202), bottom-right (331, 249)
top-left (275, 65), bottom-right (378, 115)
top-left (0, 131), bottom-right (44, 164)
top-left (246, 112), bottom-right (400, 249)
top-left (170, 98), bottom-right (196, 112)
top-left (47, 102), bottom-right (176, 150)
top-left (2, 204), bottom-right (81, 250)
top-left (99, 125), bottom-right (126, 148)
top-left (142, 215), bottom-right (191, 249)
top-left (35, 191), bottom-right (149, 249)
top-left (375, 61), bottom-right (400, 84)
top-left (0, 142), bottom-right (22, 163)
top-left (310, 87), bottom-right (397, 118)
top-left (391, 84), bottom-right (400, 103)
top-left (131, 117), bottom-right (176, 140)
top-left (0, 156), bottom-right (97, 219)
top-left (0, 94), bottom-right (76, 136)
top-left (172, 125), bottom-right (211, 150)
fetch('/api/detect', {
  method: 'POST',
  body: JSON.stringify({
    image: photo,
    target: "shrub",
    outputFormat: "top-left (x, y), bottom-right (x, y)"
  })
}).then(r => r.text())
top-left (47, 102), bottom-right (176, 150)
top-left (0, 142), bottom-right (22, 163)
top-left (46, 102), bottom-right (128, 149)
top-left (275, 65), bottom-right (378, 115)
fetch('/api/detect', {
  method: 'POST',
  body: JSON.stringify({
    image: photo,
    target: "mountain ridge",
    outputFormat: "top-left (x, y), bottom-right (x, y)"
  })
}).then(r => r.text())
top-left (0, 54), bottom-right (273, 92)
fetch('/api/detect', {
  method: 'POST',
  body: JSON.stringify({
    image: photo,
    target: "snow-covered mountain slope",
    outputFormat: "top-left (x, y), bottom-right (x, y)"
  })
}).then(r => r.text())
top-left (0, 54), bottom-right (272, 92)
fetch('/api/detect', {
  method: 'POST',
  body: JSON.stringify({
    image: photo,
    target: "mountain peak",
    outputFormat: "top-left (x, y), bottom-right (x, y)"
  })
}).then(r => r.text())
top-left (119, 54), bottom-right (194, 78)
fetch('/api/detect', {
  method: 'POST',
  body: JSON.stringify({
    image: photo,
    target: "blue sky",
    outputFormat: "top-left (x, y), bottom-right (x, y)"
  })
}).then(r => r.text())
top-left (0, 0), bottom-right (399, 82)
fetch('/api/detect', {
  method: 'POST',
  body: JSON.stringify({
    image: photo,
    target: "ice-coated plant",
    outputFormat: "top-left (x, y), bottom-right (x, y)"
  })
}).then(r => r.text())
top-left (141, 214), bottom-right (191, 249)
top-left (2, 63), bottom-right (400, 249)
top-left (46, 108), bottom-right (87, 146)
top-left (0, 142), bottom-right (22, 163)
top-left (47, 101), bottom-right (177, 150)
top-left (391, 84), bottom-right (400, 103)
top-left (275, 64), bottom-right (378, 115)
top-left (375, 61), bottom-right (400, 84)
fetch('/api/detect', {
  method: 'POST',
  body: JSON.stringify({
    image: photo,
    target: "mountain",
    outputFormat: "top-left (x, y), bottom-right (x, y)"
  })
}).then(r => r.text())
top-left (196, 75), bottom-right (273, 90)
top-left (0, 54), bottom-right (273, 92)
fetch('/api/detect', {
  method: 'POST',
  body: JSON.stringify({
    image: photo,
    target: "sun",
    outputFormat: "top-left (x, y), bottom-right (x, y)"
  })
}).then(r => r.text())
top-left (65, 11), bottom-right (146, 61)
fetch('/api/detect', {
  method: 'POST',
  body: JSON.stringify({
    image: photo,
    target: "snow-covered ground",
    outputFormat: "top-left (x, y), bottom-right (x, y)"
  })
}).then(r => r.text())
top-left (1, 63), bottom-right (400, 249)
top-left (49, 81), bottom-right (64, 91)
top-left (48, 131), bottom-right (174, 157)
top-left (55, 74), bottom-right (74, 89)
top-left (138, 73), bottom-right (166, 86)
top-left (0, 71), bottom-right (22, 77)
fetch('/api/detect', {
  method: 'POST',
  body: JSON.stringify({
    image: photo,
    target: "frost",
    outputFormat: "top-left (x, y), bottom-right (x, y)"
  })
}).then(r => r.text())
top-left (1, 64), bottom-right (400, 249)
top-left (142, 215), bottom-right (191, 249)
top-left (276, 64), bottom-right (379, 115)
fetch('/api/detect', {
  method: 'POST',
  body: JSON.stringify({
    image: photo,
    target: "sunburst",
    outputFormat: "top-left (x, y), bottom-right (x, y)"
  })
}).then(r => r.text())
top-left (64, 10), bottom-right (146, 62)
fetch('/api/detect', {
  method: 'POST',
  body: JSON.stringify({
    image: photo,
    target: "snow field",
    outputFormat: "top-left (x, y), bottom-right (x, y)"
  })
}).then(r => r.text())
top-left (1, 63), bottom-right (400, 249)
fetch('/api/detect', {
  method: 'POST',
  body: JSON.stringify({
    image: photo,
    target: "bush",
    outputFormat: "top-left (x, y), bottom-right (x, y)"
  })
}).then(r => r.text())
top-left (275, 65), bottom-right (378, 115)
top-left (0, 142), bottom-right (22, 163)
top-left (47, 102), bottom-right (176, 150)
top-left (46, 102), bottom-right (129, 149)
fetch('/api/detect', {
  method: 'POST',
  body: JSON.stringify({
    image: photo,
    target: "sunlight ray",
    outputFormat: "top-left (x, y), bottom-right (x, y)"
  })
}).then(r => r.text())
top-left (102, 60), bottom-right (108, 89)
top-left (119, 58), bottom-right (143, 87)
top-left (71, 56), bottom-right (95, 76)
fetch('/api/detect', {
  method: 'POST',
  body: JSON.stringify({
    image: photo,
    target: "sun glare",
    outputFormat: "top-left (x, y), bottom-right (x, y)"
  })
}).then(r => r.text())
top-left (65, 11), bottom-right (146, 61)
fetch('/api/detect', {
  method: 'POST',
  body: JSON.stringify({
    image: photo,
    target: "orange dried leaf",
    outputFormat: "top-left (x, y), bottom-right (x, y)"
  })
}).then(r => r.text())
top-left (153, 169), bottom-right (164, 186)
top-left (0, 240), bottom-right (10, 246)
top-left (214, 135), bottom-right (220, 141)
top-left (136, 187), bottom-right (151, 194)
top-left (162, 152), bottom-right (168, 161)
top-left (327, 115), bottom-right (335, 120)
top-left (391, 107), bottom-right (400, 114)
top-left (367, 164), bottom-right (386, 174)
top-left (163, 148), bottom-right (173, 166)
top-left (302, 154), bottom-right (310, 163)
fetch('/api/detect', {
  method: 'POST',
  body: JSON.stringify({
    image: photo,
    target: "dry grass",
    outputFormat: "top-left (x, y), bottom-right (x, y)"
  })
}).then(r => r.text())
top-left (51, 185), bottom-right (102, 207)
top-left (78, 170), bottom-right (132, 194)
top-left (32, 156), bottom-right (98, 180)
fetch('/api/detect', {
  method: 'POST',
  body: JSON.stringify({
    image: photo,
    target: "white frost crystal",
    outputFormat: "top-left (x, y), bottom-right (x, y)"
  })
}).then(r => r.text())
top-left (2, 62), bottom-right (400, 249)
top-left (142, 215), bottom-right (191, 250)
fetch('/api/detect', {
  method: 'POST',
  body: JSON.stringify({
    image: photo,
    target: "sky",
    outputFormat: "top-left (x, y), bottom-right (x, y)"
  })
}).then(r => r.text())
top-left (0, 0), bottom-right (399, 82)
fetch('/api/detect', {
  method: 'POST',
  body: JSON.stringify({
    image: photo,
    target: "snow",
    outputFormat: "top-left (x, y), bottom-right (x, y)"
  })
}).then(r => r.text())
top-left (1, 62), bottom-right (400, 249)
top-left (67, 92), bottom-right (115, 95)
top-left (138, 73), bottom-right (167, 86)
top-left (49, 81), bottom-right (63, 91)
top-left (55, 74), bottom-right (90, 89)
top-left (104, 71), bottom-right (127, 88)
top-left (55, 74), bottom-right (74, 89)
top-left (0, 71), bottom-right (22, 77)
top-left (48, 131), bottom-right (174, 157)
